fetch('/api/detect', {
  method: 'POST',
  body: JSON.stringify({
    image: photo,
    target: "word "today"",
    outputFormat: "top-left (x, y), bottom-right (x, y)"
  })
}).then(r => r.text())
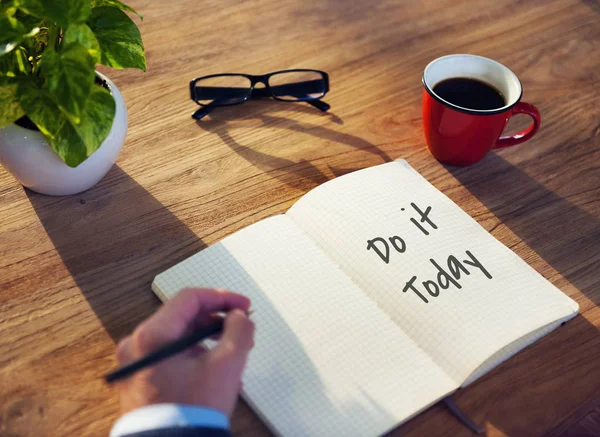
top-left (403, 250), bottom-right (492, 303)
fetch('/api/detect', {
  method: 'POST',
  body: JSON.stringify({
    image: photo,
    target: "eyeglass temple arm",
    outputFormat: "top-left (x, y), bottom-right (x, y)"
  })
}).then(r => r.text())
top-left (248, 85), bottom-right (330, 111)
top-left (253, 82), bottom-right (330, 112)
top-left (193, 98), bottom-right (329, 118)
top-left (307, 99), bottom-right (330, 112)
top-left (192, 105), bottom-right (215, 120)
top-left (248, 86), bottom-right (329, 111)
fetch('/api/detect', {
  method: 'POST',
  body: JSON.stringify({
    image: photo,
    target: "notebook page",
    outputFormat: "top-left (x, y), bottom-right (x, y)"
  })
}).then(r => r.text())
top-left (153, 215), bottom-right (456, 437)
top-left (287, 161), bottom-right (579, 385)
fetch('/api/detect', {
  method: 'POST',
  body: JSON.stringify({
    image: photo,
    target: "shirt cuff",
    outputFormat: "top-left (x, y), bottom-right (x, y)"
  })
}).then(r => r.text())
top-left (110, 404), bottom-right (229, 437)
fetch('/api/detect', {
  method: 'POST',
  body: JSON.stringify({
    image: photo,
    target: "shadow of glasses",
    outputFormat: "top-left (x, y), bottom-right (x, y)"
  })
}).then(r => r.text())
top-left (195, 100), bottom-right (393, 191)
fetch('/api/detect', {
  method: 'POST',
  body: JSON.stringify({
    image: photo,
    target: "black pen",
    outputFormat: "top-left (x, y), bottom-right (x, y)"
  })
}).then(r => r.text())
top-left (105, 311), bottom-right (252, 384)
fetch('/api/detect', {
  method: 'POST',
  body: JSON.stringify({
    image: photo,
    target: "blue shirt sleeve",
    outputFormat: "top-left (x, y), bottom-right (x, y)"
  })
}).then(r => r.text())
top-left (110, 404), bottom-right (229, 437)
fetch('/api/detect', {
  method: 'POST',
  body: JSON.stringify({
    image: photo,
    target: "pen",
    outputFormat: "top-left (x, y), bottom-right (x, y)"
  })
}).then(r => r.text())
top-left (105, 311), bottom-right (252, 384)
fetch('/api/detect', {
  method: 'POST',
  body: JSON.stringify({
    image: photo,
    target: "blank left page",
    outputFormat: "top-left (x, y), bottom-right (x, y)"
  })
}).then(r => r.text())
top-left (153, 215), bottom-right (456, 437)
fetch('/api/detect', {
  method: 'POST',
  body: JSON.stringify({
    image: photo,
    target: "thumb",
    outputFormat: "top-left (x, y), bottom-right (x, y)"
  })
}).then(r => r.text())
top-left (214, 309), bottom-right (255, 359)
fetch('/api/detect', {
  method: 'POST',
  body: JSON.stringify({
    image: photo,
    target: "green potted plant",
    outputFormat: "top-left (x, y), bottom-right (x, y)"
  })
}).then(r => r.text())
top-left (0, 0), bottom-right (145, 195)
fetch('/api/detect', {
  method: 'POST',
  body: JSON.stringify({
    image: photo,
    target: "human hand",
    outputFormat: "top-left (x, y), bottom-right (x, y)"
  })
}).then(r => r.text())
top-left (114, 288), bottom-right (255, 416)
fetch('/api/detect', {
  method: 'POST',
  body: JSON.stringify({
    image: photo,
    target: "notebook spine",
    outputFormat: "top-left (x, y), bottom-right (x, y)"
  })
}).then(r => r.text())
top-left (442, 396), bottom-right (484, 435)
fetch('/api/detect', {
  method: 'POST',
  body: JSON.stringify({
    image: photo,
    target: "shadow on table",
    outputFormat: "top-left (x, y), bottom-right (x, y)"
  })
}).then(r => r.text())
top-left (26, 165), bottom-right (206, 342)
top-left (196, 100), bottom-right (391, 190)
top-left (446, 152), bottom-right (600, 307)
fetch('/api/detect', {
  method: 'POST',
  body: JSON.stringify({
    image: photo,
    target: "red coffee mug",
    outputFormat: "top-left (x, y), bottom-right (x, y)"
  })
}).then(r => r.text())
top-left (422, 54), bottom-right (541, 166)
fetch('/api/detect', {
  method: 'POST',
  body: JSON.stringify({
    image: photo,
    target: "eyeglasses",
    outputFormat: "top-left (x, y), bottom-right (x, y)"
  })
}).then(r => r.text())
top-left (189, 69), bottom-right (330, 120)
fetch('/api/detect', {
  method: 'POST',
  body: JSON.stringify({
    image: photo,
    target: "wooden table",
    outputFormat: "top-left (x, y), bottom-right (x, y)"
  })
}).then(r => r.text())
top-left (1, 0), bottom-right (599, 435)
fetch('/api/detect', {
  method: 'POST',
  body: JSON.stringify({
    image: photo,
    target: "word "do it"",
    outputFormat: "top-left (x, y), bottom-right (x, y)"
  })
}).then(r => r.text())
top-left (366, 202), bottom-right (437, 264)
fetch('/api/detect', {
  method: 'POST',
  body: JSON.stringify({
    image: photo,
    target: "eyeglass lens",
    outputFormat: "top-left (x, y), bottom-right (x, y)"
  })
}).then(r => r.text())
top-left (194, 75), bottom-right (252, 106)
top-left (268, 71), bottom-right (326, 101)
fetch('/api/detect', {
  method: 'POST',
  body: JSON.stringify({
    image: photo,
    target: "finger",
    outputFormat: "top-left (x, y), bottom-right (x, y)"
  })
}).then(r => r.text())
top-left (185, 343), bottom-right (208, 358)
top-left (115, 336), bottom-right (134, 365)
top-left (190, 313), bottom-right (226, 331)
top-left (214, 309), bottom-right (255, 359)
top-left (189, 313), bottom-right (226, 342)
top-left (208, 333), bottom-right (223, 342)
top-left (132, 289), bottom-right (250, 354)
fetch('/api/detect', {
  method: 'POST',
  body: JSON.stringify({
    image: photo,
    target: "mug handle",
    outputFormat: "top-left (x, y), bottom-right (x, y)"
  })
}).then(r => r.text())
top-left (493, 102), bottom-right (541, 149)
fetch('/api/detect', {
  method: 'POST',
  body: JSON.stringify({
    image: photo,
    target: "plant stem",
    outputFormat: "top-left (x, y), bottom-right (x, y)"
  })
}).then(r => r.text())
top-left (48, 25), bottom-right (60, 51)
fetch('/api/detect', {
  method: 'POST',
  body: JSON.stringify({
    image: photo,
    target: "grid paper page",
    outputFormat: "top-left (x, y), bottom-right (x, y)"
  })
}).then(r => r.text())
top-left (153, 215), bottom-right (457, 437)
top-left (287, 160), bottom-right (579, 386)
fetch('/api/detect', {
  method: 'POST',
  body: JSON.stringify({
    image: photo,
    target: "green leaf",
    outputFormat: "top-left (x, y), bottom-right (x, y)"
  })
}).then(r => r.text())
top-left (0, 1), bottom-right (16, 14)
top-left (17, 81), bottom-right (65, 138)
top-left (19, 83), bottom-right (116, 167)
top-left (70, 85), bottom-right (115, 155)
top-left (0, 7), bottom-right (39, 56)
top-left (15, 0), bottom-right (90, 27)
top-left (14, 7), bottom-right (45, 29)
top-left (41, 44), bottom-right (95, 123)
top-left (0, 82), bottom-right (25, 126)
top-left (63, 23), bottom-right (100, 63)
top-left (52, 86), bottom-right (115, 167)
top-left (90, 0), bottom-right (142, 20)
top-left (88, 7), bottom-right (146, 71)
top-left (0, 46), bottom-right (30, 76)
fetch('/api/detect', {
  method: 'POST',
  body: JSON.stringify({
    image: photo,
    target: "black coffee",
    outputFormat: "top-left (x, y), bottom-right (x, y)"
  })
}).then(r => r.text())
top-left (433, 77), bottom-right (505, 110)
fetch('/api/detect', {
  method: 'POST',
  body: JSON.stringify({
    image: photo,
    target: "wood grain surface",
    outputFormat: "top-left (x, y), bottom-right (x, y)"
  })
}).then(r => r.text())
top-left (1, 0), bottom-right (599, 436)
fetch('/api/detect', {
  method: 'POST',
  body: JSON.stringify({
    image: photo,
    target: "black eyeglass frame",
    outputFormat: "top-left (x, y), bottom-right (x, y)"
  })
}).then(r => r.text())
top-left (189, 69), bottom-right (330, 119)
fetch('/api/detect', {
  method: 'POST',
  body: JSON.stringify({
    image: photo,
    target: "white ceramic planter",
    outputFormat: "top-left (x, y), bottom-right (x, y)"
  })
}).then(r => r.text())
top-left (0, 72), bottom-right (127, 196)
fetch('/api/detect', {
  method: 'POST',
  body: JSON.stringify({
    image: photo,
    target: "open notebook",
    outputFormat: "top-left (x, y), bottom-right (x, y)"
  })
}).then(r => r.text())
top-left (152, 160), bottom-right (578, 437)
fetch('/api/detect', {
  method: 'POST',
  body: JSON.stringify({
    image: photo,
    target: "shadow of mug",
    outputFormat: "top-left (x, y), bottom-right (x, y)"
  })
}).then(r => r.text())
top-left (446, 152), bottom-right (600, 307)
